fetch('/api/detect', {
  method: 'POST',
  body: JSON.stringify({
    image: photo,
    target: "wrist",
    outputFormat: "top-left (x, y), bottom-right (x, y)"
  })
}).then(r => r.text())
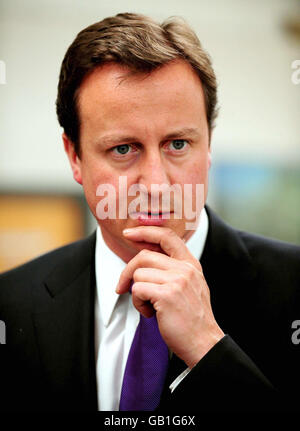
top-left (185, 329), bottom-right (225, 368)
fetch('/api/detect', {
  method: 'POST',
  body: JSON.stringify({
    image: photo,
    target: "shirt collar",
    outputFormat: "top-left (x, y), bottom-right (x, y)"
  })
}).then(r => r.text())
top-left (95, 228), bottom-right (126, 327)
top-left (185, 206), bottom-right (208, 261)
top-left (95, 207), bottom-right (209, 327)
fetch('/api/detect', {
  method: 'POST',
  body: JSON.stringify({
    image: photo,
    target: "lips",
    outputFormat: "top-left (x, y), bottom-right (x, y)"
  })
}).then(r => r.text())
top-left (146, 212), bottom-right (170, 218)
top-left (130, 211), bottom-right (173, 225)
top-left (134, 211), bottom-right (172, 217)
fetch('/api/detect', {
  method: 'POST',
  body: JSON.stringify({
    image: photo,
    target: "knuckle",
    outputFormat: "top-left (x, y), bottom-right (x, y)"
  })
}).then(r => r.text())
top-left (180, 272), bottom-right (187, 284)
top-left (174, 272), bottom-right (186, 288)
top-left (139, 248), bottom-right (150, 259)
top-left (172, 283), bottom-right (184, 298)
top-left (183, 262), bottom-right (196, 278)
top-left (160, 285), bottom-right (173, 302)
top-left (131, 282), bottom-right (137, 294)
top-left (131, 281), bottom-right (140, 295)
top-left (164, 228), bottom-right (176, 239)
top-left (133, 267), bottom-right (143, 280)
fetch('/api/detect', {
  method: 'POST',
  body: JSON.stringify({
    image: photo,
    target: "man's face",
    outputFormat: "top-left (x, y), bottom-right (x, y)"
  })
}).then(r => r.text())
top-left (64, 60), bottom-right (211, 262)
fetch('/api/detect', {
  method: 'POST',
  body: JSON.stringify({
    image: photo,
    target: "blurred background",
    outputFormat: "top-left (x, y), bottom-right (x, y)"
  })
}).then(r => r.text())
top-left (0, 0), bottom-right (299, 272)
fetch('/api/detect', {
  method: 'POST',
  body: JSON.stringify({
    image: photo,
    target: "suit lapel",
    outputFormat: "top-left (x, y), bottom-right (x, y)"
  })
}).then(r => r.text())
top-left (201, 206), bottom-right (257, 334)
top-left (201, 205), bottom-right (256, 282)
top-left (32, 233), bottom-right (98, 410)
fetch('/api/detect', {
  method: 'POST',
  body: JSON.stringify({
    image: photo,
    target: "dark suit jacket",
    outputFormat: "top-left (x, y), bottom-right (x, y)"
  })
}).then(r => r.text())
top-left (1, 206), bottom-right (300, 411)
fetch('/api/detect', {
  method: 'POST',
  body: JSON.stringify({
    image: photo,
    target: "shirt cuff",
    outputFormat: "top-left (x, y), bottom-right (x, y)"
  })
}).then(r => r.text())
top-left (169, 367), bottom-right (192, 393)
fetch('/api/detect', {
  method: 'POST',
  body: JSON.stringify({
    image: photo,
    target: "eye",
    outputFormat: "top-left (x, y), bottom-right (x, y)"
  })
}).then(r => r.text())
top-left (112, 144), bottom-right (132, 155)
top-left (168, 140), bottom-right (188, 151)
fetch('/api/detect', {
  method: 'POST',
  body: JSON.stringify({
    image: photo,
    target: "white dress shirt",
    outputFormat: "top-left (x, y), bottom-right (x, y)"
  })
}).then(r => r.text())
top-left (94, 208), bottom-right (209, 411)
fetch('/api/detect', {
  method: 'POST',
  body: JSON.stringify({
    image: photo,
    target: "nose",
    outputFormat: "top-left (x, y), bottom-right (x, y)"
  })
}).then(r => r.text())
top-left (137, 149), bottom-right (171, 193)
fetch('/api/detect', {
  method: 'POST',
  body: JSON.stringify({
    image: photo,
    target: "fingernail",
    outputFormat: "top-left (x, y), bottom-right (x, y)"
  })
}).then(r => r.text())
top-left (123, 228), bottom-right (134, 235)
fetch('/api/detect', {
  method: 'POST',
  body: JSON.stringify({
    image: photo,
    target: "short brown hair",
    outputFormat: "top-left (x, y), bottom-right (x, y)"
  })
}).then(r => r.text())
top-left (56, 12), bottom-right (218, 156)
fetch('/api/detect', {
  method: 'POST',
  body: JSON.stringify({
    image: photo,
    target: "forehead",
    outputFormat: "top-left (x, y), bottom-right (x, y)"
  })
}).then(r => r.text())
top-left (79, 59), bottom-right (204, 103)
top-left (77, 60), bottom-right (207, 136)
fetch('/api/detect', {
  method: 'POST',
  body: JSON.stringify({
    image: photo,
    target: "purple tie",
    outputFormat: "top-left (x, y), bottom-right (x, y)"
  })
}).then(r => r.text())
top-left (119, 285), bottom-right (169, 411)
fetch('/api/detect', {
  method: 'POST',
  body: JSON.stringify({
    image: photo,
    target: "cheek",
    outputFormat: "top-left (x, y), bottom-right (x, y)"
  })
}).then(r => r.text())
top-left (179, 160), bottom-right (209, 207)
top-left (81, 159), bottom-right (118, 192)
top-left (80, 164), bottom-right (119, 213)
top-left (182, 160), bottom-right (208, 185)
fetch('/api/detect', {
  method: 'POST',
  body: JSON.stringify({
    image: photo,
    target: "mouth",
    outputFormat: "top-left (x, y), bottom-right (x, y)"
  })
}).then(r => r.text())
top-left (137, 211), bottom-right (172, 218)
top-left (129, 211), bottom-right (174, 225)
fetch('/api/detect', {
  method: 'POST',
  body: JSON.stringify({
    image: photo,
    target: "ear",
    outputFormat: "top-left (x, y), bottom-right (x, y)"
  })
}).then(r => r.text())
top-left (208, 147), bottom-right (212, 169)
top-left (62, 133), bottom-right (83, 185)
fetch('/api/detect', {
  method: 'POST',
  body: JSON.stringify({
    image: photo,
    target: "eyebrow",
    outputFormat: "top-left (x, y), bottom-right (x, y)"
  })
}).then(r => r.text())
top-left (96, 127), bottom-right (201, 148)
top-left (163, 127), bottom-right (201, 140)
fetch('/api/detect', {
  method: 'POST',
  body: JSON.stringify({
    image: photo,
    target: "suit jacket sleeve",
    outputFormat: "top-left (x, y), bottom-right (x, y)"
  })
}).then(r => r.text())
top-left (163, 335), bottom-right (280, 411)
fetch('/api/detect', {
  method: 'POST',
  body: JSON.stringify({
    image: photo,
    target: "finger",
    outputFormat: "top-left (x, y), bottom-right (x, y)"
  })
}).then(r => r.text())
top-left (133, 267), bottom-right (170, 285)
top-left (131, 281), bottom-right (162, 318)
top-left (117, 250), bottom-right (181, 294)
top-left (123, 226), bottom-right (190, 260)
top-left (116, 243), bottom-right (202, 294)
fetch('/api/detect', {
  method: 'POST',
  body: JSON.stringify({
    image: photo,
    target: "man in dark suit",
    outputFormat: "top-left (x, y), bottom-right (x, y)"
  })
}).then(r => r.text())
top-left (1, 12), bottom-right (300, 411)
